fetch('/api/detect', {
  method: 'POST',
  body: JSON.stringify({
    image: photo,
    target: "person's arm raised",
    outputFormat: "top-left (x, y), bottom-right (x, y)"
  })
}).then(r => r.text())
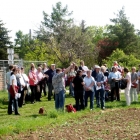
top-left (64, 63), bottom-right (75, 74)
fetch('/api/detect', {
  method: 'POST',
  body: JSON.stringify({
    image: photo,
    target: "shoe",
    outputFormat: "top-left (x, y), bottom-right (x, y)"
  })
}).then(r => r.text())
top-left (90, 109), bottom-right (93, 111)
top-left (102, 107), bottom-right (105, 110)
top-left (15, 113), bottom-right (20, 115)
top-left (8, 113), bottom-right (12, 115)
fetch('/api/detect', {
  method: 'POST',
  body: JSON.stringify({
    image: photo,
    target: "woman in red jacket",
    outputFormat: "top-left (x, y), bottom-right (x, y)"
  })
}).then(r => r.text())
top-left (29, 66), bottom-right (38, 104)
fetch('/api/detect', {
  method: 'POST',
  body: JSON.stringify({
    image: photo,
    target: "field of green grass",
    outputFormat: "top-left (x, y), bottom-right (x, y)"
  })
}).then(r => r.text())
top-left (0, 90), bottom-right (140, 137)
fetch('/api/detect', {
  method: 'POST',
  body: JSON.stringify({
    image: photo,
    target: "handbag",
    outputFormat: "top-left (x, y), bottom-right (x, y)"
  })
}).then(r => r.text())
top-left (119, 79), bottom-right (127, 89)
top-left (131, 83), bottom-right (138, 88)
top-left (9, 85), bottom-right (19, 98)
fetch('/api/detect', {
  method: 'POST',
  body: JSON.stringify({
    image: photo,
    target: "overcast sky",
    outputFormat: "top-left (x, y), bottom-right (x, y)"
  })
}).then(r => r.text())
top-left (0, 0), bottom-right (140, 42)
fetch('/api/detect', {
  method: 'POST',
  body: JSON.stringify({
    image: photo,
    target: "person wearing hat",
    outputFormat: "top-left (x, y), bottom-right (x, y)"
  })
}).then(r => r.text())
top-left (92, 65), bottom-right (105, 110)
top-left (44, 64), bottom-right (56, 101)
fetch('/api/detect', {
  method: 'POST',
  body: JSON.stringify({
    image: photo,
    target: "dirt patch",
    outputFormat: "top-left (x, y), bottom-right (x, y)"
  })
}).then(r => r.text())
top-left (1, 108), bottom-right (140, 140)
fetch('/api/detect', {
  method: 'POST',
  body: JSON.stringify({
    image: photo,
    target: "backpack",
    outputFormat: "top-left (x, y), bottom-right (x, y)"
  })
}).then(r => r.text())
top-left (65, 104), bottom-right (76, 113)
top-left (119, 79), bottom-right (127, 89)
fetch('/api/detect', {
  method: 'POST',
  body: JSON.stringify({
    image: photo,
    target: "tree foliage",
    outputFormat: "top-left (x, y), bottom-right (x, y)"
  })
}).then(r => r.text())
top-left (0, 20), bottom-right (12, 59)
top-left (103, 49), bottom-right (140, 69)
top-left (35, 2), bottom-right (96, 67)
top-left (106, 7), bottom-right (138, 54)
top-left (12, 5), bottom-right (140, 68)
top-left (14, 30), bottom-right (30, 59)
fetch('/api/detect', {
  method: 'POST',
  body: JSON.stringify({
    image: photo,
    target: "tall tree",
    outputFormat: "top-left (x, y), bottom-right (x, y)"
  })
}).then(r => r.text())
top-left (0, 20), bottom-right (12, 59)
top-left (36, 2), bottom-right (73, 43)
top-left (106, 7), bottom-right (137, 54)
top-left (36, 2), bottom-right (96, 67)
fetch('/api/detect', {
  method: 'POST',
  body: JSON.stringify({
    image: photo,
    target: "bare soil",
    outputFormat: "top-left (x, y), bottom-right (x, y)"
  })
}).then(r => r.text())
top-left (2, 108), bottom-right (140, 140)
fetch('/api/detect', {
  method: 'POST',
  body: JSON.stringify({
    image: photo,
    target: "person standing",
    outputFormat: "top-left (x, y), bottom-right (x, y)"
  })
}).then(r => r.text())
top-left (52, 64), bottom-right (73, 111)
top-left (21, 67), bottom-right (29, 105)
top-left (130, 67), bottom-right (138, 102)
top-left (94, 65), bottom-right (105, 110)
top-left (8, 68), bottom-right (20, 115)
top-left (16, 67), bottom-right (25, 107)
top-left (42, 63), bottom-right (48, 96)
top-left (29, 66), bottom-right (38, 104)
top-left (67, 67), bottom-right (76, 97)
top-left (84, 70), bottom-right (95, 110)
top-left (108, 66), bottom-right (121, 101)
top-left (6, 65), bottom-right (14, 102)
top-left (36, 67), bottom-right (44, 101)
top-left (124, 67), bottom-right (131, 106)
top-left (137, 65), bottom-right (140, 94)
top-left (72, 70), bottom-right (85, 111)
top-left (44, 64), bottom-right (55, 101)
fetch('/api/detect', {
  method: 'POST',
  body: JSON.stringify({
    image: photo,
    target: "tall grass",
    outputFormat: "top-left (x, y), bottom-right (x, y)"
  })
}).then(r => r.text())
top-left (0, 90), bottom-right (140, 136)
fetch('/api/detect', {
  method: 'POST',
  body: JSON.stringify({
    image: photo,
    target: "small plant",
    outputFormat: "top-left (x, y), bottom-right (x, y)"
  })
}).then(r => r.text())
top-left (48, 111), bottom-right (58, 118)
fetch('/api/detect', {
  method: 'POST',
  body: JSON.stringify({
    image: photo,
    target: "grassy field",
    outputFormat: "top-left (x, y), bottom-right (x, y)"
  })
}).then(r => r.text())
top-left (0, 90), bottom-right (140, 139)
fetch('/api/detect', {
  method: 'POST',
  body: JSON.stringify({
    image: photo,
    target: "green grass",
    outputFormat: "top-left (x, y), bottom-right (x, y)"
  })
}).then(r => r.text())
top-left (0, 90), bottom-right (140, 136)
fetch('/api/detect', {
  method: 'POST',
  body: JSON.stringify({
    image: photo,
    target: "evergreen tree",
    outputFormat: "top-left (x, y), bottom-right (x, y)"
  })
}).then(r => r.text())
top-left (106, 7), bottom-right (137, 54)
top-left (0, 20), bottom-right (12, 59)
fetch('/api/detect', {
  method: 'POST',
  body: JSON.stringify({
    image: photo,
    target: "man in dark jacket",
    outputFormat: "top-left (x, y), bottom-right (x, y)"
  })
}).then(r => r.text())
top-left (44, 64), bottom-right (56, 101)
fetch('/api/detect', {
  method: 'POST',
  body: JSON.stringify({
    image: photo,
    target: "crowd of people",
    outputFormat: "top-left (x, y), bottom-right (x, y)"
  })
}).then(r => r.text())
top-left (6, 60), bottom-right (140, 115)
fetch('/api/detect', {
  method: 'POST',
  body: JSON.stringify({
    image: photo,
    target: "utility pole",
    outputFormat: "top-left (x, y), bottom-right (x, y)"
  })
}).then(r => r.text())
top-left (7, 47), bottom-right (14, 64)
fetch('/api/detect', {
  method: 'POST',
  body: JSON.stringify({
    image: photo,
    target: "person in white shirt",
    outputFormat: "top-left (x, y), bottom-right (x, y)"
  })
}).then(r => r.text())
top-left (8, 68), bottom-right (20, 115)
top-left (84, 70), bottom-right (96, 110)
top-left (42, 63), bottom-right (48, 73)
top-left (108, 66), bottom-right (122, 101)
top-left (42, 63), bottom-right (48, 96)
top-left (124, 67), bottom-right (131, 106)
top-left (16, 67), bottom-right (25, 108)
top-left (21, 67), bottom-right (29, 105)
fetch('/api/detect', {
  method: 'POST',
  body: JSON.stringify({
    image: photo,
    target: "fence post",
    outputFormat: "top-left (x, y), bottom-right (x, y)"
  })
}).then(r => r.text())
top-left (1, 67), bottom-right (7, 90)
